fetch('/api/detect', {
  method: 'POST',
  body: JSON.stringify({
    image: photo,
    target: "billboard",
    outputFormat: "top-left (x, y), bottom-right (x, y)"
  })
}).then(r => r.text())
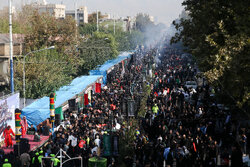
top-left (0, 93), bottom-right (20, 142)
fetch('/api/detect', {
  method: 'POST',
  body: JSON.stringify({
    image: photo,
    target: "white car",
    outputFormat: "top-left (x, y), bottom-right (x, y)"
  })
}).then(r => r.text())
top-left (185, 81), bottom-right (198, 89)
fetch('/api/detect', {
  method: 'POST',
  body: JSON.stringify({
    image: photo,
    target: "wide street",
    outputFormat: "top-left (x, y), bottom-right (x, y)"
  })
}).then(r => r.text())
top-left (0, 0), bottom-right (249, 167)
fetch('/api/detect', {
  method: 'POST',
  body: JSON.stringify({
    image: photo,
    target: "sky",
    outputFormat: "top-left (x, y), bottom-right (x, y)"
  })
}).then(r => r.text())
top-left (0, 0), bottom-right (184, 26)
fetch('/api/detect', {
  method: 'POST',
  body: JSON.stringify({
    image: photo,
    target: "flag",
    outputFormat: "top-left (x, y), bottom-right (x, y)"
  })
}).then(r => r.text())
top-left (84, 94), bottom-right (88, 106)
top-left (193, 142), bottom-right (197, 152)
top-left (95, 83), bottom-right (101, 93)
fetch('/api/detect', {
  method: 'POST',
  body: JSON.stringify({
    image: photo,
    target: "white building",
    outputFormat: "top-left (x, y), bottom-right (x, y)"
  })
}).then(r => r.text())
top-left (38, 4), bottom-right (66, 19)
top-left (65, 6), bottom-right (88, 25)
top-left (149, 16), bottom-right (154, 22)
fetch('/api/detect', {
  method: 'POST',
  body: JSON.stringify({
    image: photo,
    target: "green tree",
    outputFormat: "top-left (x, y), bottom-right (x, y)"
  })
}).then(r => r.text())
top-left (88, 11), bottom-right (104, 24)
top-left (79, 23), bottom-right (97, 36)
top-left (0, 9), bottom-right (25, 33)
top-left (128, 30), bottom-right (144, 50)
top-left (13, 10), bottom-right (79, 98)
top-left (171, 0), bottom-right (250, 110)
top-left (135, 13), bottom-right (154, 32)
top-left (14, 50), bottom-right (72, 98)
top-left (78, 32), bottom-right (118, 75)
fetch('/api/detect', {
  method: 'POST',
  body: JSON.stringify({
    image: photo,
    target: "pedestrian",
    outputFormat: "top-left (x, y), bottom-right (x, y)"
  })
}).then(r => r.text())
top-left (20, 152), bottom-right (31, 167)
top-left (2, 126), bottom-right (15, 148)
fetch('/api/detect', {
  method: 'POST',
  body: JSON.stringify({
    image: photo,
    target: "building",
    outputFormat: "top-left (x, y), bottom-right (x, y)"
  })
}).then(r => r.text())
top-left (38, 4), bottom-right (65, 19)
top-left (123, 16), bottom-right (136, 32)
top-left (149, 16), bottom-right (154, 22)
top-left (0, 34), bottom-right (24, 86)
top-left (0, 6), bottom-right (16, 17)
top-left (65, 6), bottom-right (88, 25)
top-left (100, 13), bottom-right (111, 21)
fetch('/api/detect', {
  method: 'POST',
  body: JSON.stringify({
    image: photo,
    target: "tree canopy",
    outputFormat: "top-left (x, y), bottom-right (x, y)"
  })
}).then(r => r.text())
top-left (77, 32), bottom-right (118, 75)
top-left (0, 7), bottom-right (158, 99)
top-left (135, 13), bottom-right (154, 32)
top-left (171, 0), bottom-right (250, 110)
top-left (10, 10), bottom-right (79, 99)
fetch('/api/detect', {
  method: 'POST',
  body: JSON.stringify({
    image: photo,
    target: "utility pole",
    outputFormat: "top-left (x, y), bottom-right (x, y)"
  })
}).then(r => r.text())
top-left (9, 0), bottom-right (14, 93)
top-left (74, 0), bottom-right (77, 25)
top-left (113, 14), bottom-right (116, 35)
top-left (96, 10), bottom-right (99, 31)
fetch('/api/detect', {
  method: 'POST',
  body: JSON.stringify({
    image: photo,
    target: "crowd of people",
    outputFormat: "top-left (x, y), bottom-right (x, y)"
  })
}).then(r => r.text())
top-left (132, 47), bottom-right (248, 167)
top-left (0, 44), bottom-right (249, 167)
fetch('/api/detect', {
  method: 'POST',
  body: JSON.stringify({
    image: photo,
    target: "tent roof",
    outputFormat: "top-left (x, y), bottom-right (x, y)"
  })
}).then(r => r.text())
top-left (95, 52), bottom-right (131, 72)
top-left (21, 75), bottom-right (102, 127)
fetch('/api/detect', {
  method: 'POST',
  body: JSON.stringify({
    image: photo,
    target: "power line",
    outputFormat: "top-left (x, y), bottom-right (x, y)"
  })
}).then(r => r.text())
top-left (14, 62), bottom-right (68, 64)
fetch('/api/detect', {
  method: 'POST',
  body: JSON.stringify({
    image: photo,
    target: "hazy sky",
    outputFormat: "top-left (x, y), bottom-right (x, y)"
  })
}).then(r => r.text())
top-left (0, 0), bottom-right (184, 26)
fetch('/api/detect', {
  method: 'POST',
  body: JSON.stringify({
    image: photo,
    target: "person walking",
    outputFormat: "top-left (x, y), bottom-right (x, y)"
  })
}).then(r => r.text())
top-left (20, 152), bottom-right (31, 167)
top-left (2, 126), bottom-right (15, 148)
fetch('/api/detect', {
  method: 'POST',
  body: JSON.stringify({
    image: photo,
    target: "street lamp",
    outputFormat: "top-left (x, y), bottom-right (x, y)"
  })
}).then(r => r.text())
top-left (23, 46), bottom-right (55, 107)
top-left (9, 0), bottom-right (14, 93)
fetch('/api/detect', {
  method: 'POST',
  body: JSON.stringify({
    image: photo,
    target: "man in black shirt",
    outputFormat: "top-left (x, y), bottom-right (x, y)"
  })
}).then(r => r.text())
top-left (28, 124), bottom-right (36, 135)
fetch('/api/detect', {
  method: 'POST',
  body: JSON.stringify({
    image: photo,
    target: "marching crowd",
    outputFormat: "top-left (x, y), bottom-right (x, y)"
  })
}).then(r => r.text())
top-left (132, 48), bottom-right (247, 167)
top-left (0, 45), bottom-right (249, 167)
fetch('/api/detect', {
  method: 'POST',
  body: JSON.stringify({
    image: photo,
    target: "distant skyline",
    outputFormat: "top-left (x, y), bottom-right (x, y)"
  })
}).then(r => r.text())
top-left (0, 0), bottom-right (184, 26)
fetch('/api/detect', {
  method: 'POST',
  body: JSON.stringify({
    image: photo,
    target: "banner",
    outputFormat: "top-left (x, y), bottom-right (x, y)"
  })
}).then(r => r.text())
top-left (0, 93), bottom-right (19, 142)
top-left (84, 94), bottom-right (89, 106)
top-left (95, 83), bottom-right (101, 93)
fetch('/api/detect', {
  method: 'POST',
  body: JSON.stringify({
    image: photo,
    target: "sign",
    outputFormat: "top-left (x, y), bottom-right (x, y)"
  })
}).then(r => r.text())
top-left (0, 93), bottom-right (19, 142)
top-left (62, 104), bottom-right (69, 111)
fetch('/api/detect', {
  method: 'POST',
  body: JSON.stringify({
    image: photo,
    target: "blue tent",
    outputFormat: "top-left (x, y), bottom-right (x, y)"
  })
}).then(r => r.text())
top-left (89, 52), bottom-right (132, 84)
top-left (21, 75), bottom-right (103, 127)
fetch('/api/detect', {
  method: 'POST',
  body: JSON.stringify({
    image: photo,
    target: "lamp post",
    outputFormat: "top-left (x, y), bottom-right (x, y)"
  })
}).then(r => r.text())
top-left (96, 10), bottom-right (99, 32)
top-left (9, 0), bottom-right (14, 93)
top-left (113, 14), bottom-right (116, 35)
top-left (23, 46), bottom-right (55, 107)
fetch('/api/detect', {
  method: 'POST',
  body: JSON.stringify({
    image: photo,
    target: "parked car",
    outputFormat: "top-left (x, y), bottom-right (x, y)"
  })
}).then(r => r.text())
top-left (185, 81), bottom-right (198, 89)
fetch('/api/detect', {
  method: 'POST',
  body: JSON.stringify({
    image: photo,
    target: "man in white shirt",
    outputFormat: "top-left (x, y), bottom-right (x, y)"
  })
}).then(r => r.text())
top-left (68, 133), bottom-right (77, 147)
top-left (94, 135), bottom-right (101, 147)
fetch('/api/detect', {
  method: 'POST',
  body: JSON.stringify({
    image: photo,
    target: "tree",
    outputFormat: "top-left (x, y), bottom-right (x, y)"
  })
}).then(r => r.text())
top-left (23, 11), bottom-right (80, 76)
top-left (135, 13), bottom-right (154, 32)
top-left (88, 11), bottom-right (104, 24)
top-left (0, 8), bottom-right (25, 34)
top-left (78, 32), bottom-right (118, 75)
top-left (13, 10), bottom-right (80, 98)
top-left (14, 50), bottom-right (73, 99)
top-left (112, 29), bottom-right (144, 52)
top-left (79, 23), bottom-right (97, 36)
top-left (128, 30), bottom-right (144, 50)
top-left (171, 0), bottom-right (250, 110)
